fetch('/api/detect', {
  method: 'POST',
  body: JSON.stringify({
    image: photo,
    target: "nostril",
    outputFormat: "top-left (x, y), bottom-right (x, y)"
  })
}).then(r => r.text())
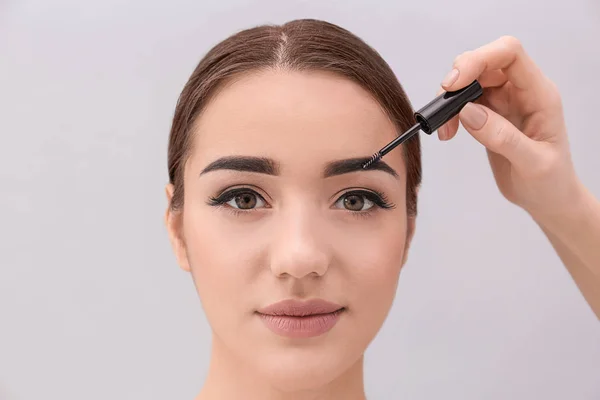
top-left (269, 247), bottom-right (330, 279)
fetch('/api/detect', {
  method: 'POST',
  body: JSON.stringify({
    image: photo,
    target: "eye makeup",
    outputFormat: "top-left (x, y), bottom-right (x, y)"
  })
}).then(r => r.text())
top-left (206, 185), bottom-right (395, 217)
top-left (208, 186), bottom-right (269, 206)
top-left (333, 188), bottom-right (395, 211)
top-left (332, 188), bottom-right (396, 220)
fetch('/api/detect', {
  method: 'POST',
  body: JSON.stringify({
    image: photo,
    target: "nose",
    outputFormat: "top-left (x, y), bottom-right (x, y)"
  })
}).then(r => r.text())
top-left (268, 206), bottom-right (331, 279)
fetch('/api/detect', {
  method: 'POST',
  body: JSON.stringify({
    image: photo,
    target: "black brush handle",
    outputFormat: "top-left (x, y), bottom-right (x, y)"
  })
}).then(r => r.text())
top-left (414, 80), bottom-right (483, 134)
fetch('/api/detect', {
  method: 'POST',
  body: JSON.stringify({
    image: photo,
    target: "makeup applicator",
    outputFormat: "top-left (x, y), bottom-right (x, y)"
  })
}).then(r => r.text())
top-left (362, 80), bottom-right (483, 169)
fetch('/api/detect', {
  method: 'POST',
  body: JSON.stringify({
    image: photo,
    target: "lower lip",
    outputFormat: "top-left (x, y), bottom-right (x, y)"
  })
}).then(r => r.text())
top-left (257, 310), bottom-right (344, 338)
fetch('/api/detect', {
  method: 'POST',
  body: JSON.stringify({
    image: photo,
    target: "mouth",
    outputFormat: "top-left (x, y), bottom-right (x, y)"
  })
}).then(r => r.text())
top-left (256, 299), bottom-right (345, 339)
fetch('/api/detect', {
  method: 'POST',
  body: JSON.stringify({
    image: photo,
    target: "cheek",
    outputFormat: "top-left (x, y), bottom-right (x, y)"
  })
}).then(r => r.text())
top-left (337, 211), bottom-right (407, 275)
top-left (335, 211), bottom-right (408, 320)
top-left (181, 206), bottom-right (266, 328)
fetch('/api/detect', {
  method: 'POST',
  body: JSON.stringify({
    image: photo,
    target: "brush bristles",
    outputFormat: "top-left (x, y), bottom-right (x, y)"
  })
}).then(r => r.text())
top-left (362, 152), bottom-right (381, 169)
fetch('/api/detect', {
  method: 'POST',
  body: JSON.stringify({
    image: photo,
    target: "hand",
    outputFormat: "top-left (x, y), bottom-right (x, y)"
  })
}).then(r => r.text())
top-left (437, 36), bottom-right (584, 222)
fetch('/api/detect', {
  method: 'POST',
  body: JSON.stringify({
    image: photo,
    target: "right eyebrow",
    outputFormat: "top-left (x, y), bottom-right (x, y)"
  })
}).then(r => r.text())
top-left (199, 156), bottom-right (280, 176)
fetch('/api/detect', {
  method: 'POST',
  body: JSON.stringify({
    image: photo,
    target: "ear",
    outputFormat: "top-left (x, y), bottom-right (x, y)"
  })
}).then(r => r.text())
top-left (164, 184), bottom-right (191, 272)
top-left (401, 186), bottom-right (420, 267)
top-left (401, 215), bottom-right (417, 267)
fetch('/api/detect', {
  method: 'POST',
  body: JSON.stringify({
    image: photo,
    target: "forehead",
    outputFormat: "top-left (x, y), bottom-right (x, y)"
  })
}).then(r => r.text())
top-left (190, 69), bottom-right (404, 174)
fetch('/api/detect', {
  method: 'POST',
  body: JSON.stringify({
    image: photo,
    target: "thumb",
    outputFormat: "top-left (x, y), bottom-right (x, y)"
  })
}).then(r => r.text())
top-left (458, 102), bottom-right (539, 169)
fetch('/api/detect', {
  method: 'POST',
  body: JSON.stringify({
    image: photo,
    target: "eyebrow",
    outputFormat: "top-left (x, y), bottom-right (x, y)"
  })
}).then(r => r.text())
top-left (199, 155), bottom-right (398, 179)
top-left (200, 156), bottom-right (280, 175)
top-left (323, 157), bottom-right (398, 178)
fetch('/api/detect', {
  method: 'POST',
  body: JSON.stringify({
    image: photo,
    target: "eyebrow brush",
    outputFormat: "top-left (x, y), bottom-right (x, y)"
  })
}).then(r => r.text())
top-left (362, 80), bottom-right (483, 169)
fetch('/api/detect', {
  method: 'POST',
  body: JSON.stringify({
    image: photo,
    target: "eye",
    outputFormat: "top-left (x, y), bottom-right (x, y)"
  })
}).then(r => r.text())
top-left (208, 188), bottom-right (268, 210)
top-left (226, 191), bottom-right (266, 210)
top-left (333, 189), bottom-right (395, 212)
top-left (334, 191), bottom-right (376, 212)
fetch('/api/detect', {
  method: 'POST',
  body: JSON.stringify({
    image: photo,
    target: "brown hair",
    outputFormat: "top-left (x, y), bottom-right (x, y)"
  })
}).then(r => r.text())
top-left (168, 19), bottom-right (421, 216)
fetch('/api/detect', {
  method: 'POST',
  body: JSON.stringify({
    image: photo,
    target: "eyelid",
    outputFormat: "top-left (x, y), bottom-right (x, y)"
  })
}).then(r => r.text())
top-left (331, 188), bottom-right (395, 210)
top-left (207, 186), bottom-right (273, 211)
top-left (226, 189), bottom-right (268, 209)
top-left (329, 187), bottom-right (384, 202)
top-left (216, 184), bottom-right (272, 203)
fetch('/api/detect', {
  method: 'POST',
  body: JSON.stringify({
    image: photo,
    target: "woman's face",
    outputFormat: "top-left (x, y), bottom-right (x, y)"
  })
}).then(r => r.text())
top-left (166, 70), bottom-right (415, 390)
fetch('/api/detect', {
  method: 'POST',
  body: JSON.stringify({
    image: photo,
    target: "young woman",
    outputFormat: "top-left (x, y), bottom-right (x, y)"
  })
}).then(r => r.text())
top-left (164, 19), bottom-right (600, 400)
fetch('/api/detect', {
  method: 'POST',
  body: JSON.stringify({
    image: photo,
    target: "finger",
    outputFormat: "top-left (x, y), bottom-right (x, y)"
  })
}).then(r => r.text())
top-left (478, 86), bottom-right (511, 120)
top-left (477, 69), bottom-right (508, 88)
top-left (442, 36), bottom-right (545, 93)
top-left (442, 116), bottom-right (460, 140)
top-left (437, 70), bottom-right (506, 141)
top-left (439, 115), bottom-right (460, 141)
top-left (458, 102), bottom-right (541, 170)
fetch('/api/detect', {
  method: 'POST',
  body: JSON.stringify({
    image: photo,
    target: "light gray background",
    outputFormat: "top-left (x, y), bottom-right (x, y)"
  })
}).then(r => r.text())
top-left (1, 0), bottom-right (599, 399)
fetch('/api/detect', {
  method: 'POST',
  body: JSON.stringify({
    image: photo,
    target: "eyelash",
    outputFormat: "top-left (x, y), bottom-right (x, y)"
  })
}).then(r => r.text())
top-left (207, 187), bottom-right (396, 217)
top-left (341, 189), bottom-right (396, 212)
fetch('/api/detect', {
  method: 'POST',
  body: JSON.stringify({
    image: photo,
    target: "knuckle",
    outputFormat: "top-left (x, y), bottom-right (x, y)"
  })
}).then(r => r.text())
top-left (453, 50), bottom-right (472, 67)
top-left (488, 125), bottom-right (505, 149)
top-left (529, 151), bottom-right (559, 179)
top-left (491, 124), bottom-right (519, 151)
top-left (500, 35), bottom-right (524, 52)
top-left (549, 92), bottom-right (563, 110)
top-left (546, 80), bottom-right (564, 109)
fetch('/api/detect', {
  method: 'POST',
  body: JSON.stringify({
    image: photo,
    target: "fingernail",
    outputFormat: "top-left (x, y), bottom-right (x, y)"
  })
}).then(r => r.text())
top-left (460, 103), bottom-right (488, 130)
top-left (441, 68), bottom-right (459, 87)
top-left (438, 125), bottom-right (449, 140)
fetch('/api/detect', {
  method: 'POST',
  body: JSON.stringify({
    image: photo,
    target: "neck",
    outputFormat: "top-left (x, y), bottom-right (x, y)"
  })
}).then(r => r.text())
top-left (196, 335), bottom-right (367, 400)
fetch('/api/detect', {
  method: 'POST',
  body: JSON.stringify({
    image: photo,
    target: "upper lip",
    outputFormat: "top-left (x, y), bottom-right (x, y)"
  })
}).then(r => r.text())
top-left (257, 298), bottom-right (344, 317)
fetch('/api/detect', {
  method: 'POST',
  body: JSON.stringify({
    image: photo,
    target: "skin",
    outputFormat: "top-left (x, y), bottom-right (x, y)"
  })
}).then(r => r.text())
top-left (438, 36), bottom-right (600, 319)
top-left (166, 69), bottom-right (415, 400)
top-left (165, 35), bottom-right (600, 400)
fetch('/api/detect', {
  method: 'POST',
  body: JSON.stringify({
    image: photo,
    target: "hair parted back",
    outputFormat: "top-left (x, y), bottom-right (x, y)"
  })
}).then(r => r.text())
top-left (168, 18), bottom-right (421, 216)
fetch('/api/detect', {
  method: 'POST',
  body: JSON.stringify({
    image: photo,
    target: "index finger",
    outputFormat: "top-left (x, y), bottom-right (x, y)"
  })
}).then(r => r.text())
top-left (442, 36), bottom-right (546, 93)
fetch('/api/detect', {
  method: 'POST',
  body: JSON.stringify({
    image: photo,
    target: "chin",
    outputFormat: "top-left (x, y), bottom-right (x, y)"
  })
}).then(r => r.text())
top-left (250, 342), bottom-right (362, 392)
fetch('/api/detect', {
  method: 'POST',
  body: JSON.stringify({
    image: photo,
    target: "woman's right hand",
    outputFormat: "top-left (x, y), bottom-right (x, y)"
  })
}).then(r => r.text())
top-left (436, 35), bottom-right (584, 224)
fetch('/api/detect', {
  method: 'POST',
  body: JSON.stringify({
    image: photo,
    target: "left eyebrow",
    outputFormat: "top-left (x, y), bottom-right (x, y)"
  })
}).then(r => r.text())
top-left (324, 157), bottom-right (399, 178)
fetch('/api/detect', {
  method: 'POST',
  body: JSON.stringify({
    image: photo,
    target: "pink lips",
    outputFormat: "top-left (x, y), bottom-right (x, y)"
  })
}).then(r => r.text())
top-left (257, 299), bottom-right (345, 338)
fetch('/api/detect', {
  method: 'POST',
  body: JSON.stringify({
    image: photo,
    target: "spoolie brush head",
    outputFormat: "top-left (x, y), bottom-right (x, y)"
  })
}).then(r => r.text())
top-left (362, 152), bottom-right (381, 169)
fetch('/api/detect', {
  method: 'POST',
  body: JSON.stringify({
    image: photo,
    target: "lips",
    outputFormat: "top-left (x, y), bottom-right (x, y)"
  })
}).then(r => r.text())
top-left (256, 299), bottom-right (345, 338)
